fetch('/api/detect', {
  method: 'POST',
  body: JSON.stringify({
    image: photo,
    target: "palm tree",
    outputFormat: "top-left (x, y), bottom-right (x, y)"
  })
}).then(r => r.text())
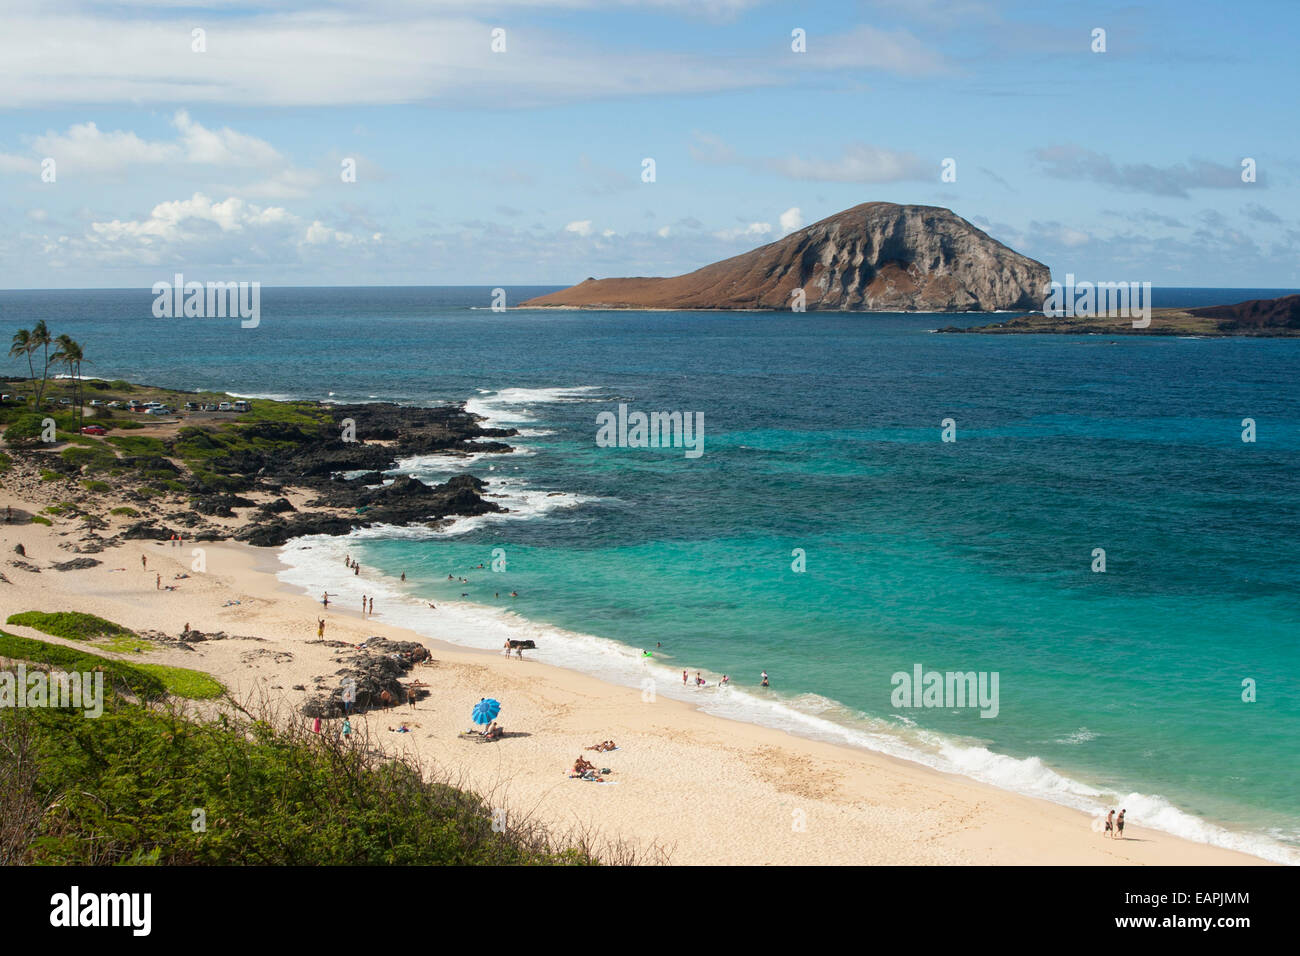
top-left (53, 334), bottom-right (85, 432)
top-left (8, 329), bottom-right (36, 395)
top-left (30, 320), bottom-right (52, 407)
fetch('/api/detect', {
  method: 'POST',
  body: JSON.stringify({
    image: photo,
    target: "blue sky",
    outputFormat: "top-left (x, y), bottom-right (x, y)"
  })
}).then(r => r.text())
top-left (0, 0), bottom-right (1296, 288)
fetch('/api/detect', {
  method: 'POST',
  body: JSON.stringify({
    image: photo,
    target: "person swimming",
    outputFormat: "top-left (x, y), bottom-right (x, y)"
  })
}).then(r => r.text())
top-left (760, 671), bottom-right (769, 687)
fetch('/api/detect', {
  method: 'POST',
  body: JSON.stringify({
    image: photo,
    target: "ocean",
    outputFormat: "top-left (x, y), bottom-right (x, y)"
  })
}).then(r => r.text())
top-left (3, 285), bottom-right (1298, 863)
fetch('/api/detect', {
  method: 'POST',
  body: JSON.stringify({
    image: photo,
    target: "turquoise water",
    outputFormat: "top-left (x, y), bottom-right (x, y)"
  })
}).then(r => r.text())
top-left (5, 286), bottom-right (1298, 861)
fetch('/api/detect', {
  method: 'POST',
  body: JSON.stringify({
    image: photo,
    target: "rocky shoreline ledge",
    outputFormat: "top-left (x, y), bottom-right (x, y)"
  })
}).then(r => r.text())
top-left (1, 379), bottom-right (517, 551)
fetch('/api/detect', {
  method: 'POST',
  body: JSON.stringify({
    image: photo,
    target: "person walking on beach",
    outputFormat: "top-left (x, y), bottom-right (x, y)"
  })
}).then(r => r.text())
top-left (341, 718), bottom-right (352, 739)
top-left (1115, 809), bottom-right (1126, 839)
top-left (142, 554), bottom-right (147, 570)
top-left (401, 572), bottom-right (406, 582)
top-left (683, 670), bottom-right (688, 685)
top-left (362, 594), bottom-right (367, 616)
top-left (368, 597), bottom-right (374, 616)
top-left (407, 687), bottom-right (417, 710)
top-left (354, 563), bottom-right (360, 576)
top-left (155, 573), bottom-right (161, 590)
top-left (1104, 809), bottom-right (1114, 838)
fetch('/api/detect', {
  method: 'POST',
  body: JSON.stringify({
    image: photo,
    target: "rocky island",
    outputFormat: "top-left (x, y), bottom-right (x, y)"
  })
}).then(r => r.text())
top-left (521, 202), bottom-right (1051, 313)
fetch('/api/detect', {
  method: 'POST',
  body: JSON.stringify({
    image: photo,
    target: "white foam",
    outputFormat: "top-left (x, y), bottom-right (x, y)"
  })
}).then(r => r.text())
top-left (275, 537), bottom-right (1298, 866)
top-left (465, 386), bottom-right (605, 426)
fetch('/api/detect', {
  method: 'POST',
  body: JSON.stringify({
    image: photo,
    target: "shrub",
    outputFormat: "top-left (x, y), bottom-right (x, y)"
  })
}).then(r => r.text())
top-left (3, 413), bottom-right (49, 447)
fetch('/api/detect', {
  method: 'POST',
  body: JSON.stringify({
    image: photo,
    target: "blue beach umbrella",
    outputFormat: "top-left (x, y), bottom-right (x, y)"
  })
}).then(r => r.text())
top-left (471, 698), bottom-right (501, 726)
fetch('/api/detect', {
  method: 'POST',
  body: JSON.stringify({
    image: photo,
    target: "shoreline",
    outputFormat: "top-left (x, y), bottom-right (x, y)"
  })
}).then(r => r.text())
top-left (0, 503), bottom-right (1277, 865)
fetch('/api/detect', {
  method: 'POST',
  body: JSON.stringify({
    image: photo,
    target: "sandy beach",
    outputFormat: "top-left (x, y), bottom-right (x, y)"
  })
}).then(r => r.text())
top-left (0, 493), bottom-right (1268, 867)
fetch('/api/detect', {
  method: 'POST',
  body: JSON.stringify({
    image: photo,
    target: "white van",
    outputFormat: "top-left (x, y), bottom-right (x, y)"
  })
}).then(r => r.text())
top-left (231, 400), bottom-right (251, 413)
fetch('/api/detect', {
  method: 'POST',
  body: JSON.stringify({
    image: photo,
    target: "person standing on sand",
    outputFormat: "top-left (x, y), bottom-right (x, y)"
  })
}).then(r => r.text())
top-left (317, 618), bottom-right (325, 639)
top-left (341, 718), bottom-right (352, 738)
top-left (312, 716), bottom-right (322, 734)
top-left (354, 563), bottom-right (360, 576)
top-left (362, 594), bottom-right (367, 616)
top-left (407, 687), bottom-right (417, 710)
top-left (322, 591), bottom-right (330, 608)
top-left (142, 554), bottom-right (147, 570)
top-left (1116, 809), bottom-right (1126, 839)
top-left (155, 573), bottom-right (161, 590)
top-left (368, 597), bottom-right (374, 616)
top-left (1104, 809), bottom-right (1114, 838)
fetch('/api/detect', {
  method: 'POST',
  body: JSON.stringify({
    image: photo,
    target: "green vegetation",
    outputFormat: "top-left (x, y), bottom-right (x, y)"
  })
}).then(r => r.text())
top-left (0, 451), bottom-right (11, 472)
top-left (42, 502), bottom-right (77, 515)
top-left (82, 479), bottom-right (112, 493)
top-left (107, 434), bottom-right (166, 456)
top-left (0, 693), bottom-right (597, 865)
top-left (110, 506), bottom-right (140, 517)
top-left (38, 470), bottom-right (60, 482)
top-left (2, 413), bottom-right (49, 447)
top-left (0, 632), bottom-right (164, 699)
top-left (61, 442), bottom-right (117, 473)
top-left (29, 516), bottom-right (51, 526)
top-left (133, 664), bottom-right (225, 700)
top-left (5, 610), bottom-right (148, 654)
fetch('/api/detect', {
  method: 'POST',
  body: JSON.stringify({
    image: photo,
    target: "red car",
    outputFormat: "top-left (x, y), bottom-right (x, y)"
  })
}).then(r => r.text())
top-left (80, 425), bottom-right (107, 436)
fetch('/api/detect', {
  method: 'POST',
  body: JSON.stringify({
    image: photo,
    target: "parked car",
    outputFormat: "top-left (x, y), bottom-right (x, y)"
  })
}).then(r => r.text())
top-left (80, 425), bottom-right (107, 436)
top-left (145, 406), bottom-right (173, 416)
top-left (217, 402), bottom-right (233, 412)
top-left (58, 398), bottom-right (72, 405)
top-left (184, 402), bottom-right (198, 410)
top-left (106, 401), bottom-right (122, 408)
top-left (88, 399), bottom-right (104, 407)
top-left (231, 400), bottom-right (251, 412)
top-left (127, 401), bottom-right (144, 411)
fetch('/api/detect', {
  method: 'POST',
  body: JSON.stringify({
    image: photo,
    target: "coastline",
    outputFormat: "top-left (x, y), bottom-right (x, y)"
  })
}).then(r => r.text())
top-left (0, 505), bottom-right (1274, 865)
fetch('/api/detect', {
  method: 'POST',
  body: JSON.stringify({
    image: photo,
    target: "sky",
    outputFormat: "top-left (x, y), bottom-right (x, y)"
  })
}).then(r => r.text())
top-left (0, 0), bottom-right (1296, 289)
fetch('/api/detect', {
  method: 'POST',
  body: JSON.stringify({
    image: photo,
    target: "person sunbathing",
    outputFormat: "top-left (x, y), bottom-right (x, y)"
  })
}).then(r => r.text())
top-left (484, 724), bottom-right (504, 740)
top-left (573, 756), bottom-right (596, 774)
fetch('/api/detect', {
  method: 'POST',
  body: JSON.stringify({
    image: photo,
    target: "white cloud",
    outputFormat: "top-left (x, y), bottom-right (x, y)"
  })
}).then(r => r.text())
top-left (173, 110), bottom-right (282, 167)
top-left (767, 143), bottom-right (931, 183)
top-left (0, 9), bottom-right (945, 109)
top-left (714, 222), bottom-right (772, 241)
top-left (12, 112), bottom-right (284, 176)
top-left (565, 220), bottom-right (594, 236)
top-left (87, 193), bottom-right (293, 244)
top-left (779, 207), bottom-right (803, 234)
